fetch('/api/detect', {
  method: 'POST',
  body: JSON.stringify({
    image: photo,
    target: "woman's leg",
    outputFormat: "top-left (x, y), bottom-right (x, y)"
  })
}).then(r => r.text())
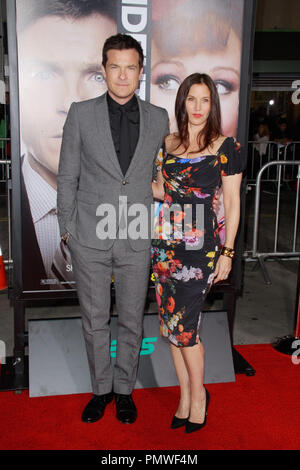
top-left (170, 343), bottom-right (190, 419)
top-left (180, 341), bottom-right (207, 424)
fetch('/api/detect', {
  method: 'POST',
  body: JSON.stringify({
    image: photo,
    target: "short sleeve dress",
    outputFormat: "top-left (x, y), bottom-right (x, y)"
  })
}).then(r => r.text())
top-left (151, 137), bottom-right (246, 347)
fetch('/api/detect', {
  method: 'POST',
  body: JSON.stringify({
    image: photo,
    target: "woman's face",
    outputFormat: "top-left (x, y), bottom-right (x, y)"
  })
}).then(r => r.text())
top-left (151, 29), bottom-right (241, 136)
top-left (185, 83), bottom-right (211, 128)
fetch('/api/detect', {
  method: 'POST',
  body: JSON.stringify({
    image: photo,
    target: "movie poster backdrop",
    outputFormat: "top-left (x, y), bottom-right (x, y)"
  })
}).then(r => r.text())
top-left (12, 0), bottom-right (248, 296)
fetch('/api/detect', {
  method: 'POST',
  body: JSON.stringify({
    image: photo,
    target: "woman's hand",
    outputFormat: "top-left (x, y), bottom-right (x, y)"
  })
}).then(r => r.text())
top-left (212, 191), bottom-right (220, 212)
top-left (213, 254), bottom-right (232, 283)
top-left (152, 170), bottom-right (165, 200)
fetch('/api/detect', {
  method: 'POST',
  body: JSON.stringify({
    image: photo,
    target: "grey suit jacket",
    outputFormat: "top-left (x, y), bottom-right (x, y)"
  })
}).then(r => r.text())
top-left (57, 92), bottom-right (169, 251)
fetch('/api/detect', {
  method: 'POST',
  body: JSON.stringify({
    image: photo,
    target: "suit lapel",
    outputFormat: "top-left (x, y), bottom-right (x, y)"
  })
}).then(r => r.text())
top-left (125, 96), bottom-right (149, 178)
top-left (94, 93), bottom-right (123, 177)
top-left (94, 92), bottom-right (149, 178)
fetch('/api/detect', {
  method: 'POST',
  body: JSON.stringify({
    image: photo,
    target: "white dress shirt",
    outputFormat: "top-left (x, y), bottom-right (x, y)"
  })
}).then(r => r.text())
top-left (22, 154), bottom-right (60, 278)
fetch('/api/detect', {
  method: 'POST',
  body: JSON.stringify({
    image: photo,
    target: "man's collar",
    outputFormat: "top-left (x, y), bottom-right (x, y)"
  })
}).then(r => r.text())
top-left (107, 92), bottom-right (138, 112)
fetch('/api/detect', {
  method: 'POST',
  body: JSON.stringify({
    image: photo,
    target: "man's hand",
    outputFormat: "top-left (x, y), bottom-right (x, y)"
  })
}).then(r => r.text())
top-left (61, 232), bottom-right (70, 244)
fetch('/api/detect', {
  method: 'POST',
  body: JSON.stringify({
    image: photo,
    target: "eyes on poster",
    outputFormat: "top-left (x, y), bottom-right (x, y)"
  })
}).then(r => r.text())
top-left (8, 0), bottom-right (252, 296)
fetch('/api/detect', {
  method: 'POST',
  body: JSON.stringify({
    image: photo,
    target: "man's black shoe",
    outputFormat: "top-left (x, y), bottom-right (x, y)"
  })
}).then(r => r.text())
top-left (115, 393), bottom-right (137, 424)
top-left (81, 391), bottom-right (114, 423)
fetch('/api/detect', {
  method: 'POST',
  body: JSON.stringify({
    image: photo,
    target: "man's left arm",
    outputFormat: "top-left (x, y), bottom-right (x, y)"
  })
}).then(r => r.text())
top-left (57, 102), bottom-right (81, 237)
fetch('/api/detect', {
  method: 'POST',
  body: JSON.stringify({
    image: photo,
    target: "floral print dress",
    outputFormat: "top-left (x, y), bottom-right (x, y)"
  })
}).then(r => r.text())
top-left (151, 137), bottom-right (245, 347)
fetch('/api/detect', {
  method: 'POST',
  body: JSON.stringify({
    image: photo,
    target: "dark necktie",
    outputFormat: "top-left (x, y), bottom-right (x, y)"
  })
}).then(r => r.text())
top-left (119, 106), bottom-right (131, 176)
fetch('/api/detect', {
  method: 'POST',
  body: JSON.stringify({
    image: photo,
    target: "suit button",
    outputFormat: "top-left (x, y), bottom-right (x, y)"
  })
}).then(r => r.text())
top-left (122, 180), bottom-right (126, 185)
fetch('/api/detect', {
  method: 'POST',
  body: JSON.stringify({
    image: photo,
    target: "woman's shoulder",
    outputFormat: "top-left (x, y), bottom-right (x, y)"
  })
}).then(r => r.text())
top-left (218, 135), bottom-right (230, 145)
top-left (218, 135), bottom-right (241, 151)
top-left (165, 132), bottom-right (179, 144)
top-left (219, 135), bottom-right (246, 175)
top-left (213, 135), bottom-right (230, 153)
top-left (165, 133), bottom-right (180, 153)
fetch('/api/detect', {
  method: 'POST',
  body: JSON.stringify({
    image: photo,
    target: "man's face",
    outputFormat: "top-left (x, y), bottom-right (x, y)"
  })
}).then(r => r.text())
top-left (18, 14), bottom-right (116, 178)
top-left (101, 48), bottom-right (143, 105)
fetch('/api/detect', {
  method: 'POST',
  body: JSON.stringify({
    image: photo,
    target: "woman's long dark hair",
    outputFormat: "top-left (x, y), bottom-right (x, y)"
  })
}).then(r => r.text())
top-left (174, 73), bottom-right (222, 156)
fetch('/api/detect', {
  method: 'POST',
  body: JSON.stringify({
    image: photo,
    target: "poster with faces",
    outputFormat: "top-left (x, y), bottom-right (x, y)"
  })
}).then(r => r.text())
top-left (15, 0), bottom-right (245, 293)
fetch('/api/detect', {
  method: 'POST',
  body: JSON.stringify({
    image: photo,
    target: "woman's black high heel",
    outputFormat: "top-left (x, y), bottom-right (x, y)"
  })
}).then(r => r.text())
top-left (170, 414), bottom-right (189, 429)
top-left (185, 388), bottom-right (210, 434)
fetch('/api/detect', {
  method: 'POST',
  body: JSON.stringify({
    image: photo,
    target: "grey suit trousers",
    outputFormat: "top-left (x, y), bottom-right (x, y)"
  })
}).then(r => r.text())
top-left (68, 234), bottom-right (151, 395)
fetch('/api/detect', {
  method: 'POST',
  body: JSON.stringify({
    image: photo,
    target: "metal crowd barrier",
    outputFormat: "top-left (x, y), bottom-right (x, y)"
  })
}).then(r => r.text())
top-left (247, 141), bottom-right (300, 186)
top-left (248, 160), bottom-right (300, 284)
top-left (0, 138), bottom-right (11, 187)
top-left (282, 142), bottom-right (300, 183)
top-left (247, 141), bottom-right (279, 184)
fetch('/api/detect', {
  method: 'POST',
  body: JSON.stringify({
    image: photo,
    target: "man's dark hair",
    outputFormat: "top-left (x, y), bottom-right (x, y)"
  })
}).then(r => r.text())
top-left (17, 0), bottom-right (117, 32)
top-left (102, 34), bottom-right (144, 70)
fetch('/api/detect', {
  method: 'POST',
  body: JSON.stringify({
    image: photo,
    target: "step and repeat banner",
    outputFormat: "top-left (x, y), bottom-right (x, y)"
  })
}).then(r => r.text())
top-left (9, 0), bottom-right (253, 297)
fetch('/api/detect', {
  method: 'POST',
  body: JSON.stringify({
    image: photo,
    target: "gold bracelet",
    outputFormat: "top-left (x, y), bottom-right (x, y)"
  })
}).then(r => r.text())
top-left (221, 246), bottom-right (235, 259)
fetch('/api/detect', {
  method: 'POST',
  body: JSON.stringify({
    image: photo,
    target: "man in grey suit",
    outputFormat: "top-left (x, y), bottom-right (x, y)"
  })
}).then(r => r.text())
top-left (57, 34), bottom-right (169, 424)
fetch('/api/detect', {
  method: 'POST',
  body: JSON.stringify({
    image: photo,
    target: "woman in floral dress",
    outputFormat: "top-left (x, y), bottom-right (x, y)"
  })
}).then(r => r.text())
top-left (151, 73), bottom-right (245, 433)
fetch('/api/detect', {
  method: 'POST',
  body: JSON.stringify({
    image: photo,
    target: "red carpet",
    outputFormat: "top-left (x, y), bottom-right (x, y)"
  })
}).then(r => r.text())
top-left (0, 344), bottom-right (299, 450)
